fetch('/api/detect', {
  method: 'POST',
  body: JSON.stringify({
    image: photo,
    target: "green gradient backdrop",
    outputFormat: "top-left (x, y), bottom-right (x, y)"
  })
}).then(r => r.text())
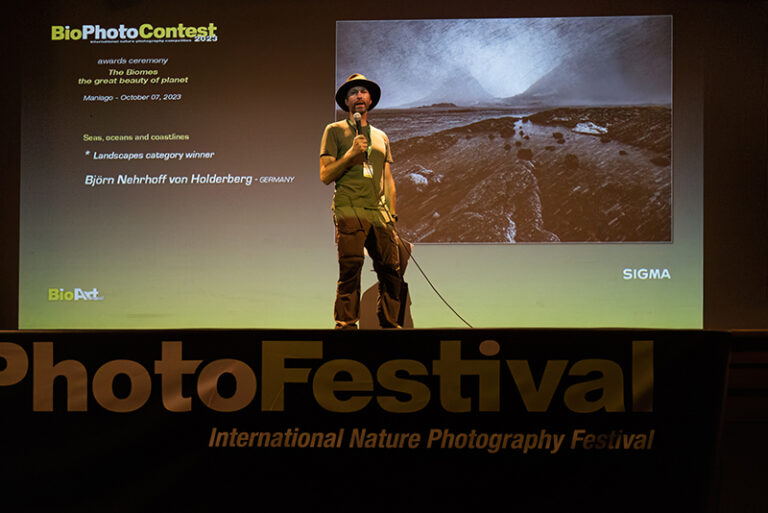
top-left (19, 2), bottom-right (702, 329)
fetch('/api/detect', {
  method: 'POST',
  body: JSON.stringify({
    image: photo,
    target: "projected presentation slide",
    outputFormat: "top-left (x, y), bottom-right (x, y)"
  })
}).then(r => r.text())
top-left (19, 3), bottom-right (701, 329)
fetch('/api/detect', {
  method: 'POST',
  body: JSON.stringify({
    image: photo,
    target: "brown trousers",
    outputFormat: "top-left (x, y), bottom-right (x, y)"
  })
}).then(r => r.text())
top-left (334, 210), bottom-right (401, 329)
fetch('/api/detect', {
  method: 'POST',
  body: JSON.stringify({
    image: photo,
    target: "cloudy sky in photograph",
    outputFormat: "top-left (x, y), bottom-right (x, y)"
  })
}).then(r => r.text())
top-left (336, 16), bottom-right (671, 108)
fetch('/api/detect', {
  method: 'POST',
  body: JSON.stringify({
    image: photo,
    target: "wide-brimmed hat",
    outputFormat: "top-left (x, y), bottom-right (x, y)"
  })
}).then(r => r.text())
top-left (335, 73), bottom-right (381, 112)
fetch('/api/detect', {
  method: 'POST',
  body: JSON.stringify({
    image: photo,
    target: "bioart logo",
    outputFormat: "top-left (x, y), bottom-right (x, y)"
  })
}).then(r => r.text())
top-left (48, 287), bottom-right (104, 301)
top-left (51, 23), bottom-right (218, 41)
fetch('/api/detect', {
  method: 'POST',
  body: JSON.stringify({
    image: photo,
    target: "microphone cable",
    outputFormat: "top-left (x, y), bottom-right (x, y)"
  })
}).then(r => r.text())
top-left (373, 163), bottom-right (473, 328)
top-left (353, 114), bottom-right (473, 328)
top-left (391, 224), bottom-right (474, 329)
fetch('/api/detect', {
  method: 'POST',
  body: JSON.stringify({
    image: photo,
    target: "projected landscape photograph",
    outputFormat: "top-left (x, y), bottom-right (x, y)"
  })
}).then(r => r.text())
top-left (337, 17), bottom-right (672, 243)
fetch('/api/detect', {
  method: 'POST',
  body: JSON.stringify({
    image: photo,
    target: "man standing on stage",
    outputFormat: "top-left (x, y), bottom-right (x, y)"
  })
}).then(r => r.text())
top-left (319, 74), bottom-right (401, 329)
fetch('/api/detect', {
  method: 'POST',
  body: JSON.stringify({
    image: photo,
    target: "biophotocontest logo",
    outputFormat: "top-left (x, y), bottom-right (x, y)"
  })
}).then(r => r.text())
top-left (48, 287), bottom-right (104, 302)
top-left (51, 23), bottom-right (218, 42)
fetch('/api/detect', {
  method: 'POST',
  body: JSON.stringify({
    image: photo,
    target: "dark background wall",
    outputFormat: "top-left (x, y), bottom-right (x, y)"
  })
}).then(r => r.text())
top-left (702, 1), bottom-right (767, 329)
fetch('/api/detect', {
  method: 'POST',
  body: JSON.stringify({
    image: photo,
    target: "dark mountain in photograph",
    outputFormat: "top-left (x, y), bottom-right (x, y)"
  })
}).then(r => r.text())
top-left (504, 17), bottom-right (671, 107)
top-left (398, 67), bottom-right (498, 108)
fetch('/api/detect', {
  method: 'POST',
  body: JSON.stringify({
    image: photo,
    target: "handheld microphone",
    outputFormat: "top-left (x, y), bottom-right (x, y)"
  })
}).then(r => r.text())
top-left (353, 112), bottom-right (367, 163)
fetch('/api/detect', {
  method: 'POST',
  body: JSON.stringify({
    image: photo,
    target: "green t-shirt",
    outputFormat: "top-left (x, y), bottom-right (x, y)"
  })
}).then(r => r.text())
top-left (320, 118), bottom-right (393, 211)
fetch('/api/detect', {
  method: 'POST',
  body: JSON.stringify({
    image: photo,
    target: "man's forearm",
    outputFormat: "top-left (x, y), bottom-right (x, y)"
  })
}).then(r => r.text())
top-left (320, 136), bottom-right (367, 185)
top-left (320, 155), bottom-right (353, 185)
top-left (384, 163), bottom-right (396, 216)
top-left (386, 191), bottom-right (396, 217)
